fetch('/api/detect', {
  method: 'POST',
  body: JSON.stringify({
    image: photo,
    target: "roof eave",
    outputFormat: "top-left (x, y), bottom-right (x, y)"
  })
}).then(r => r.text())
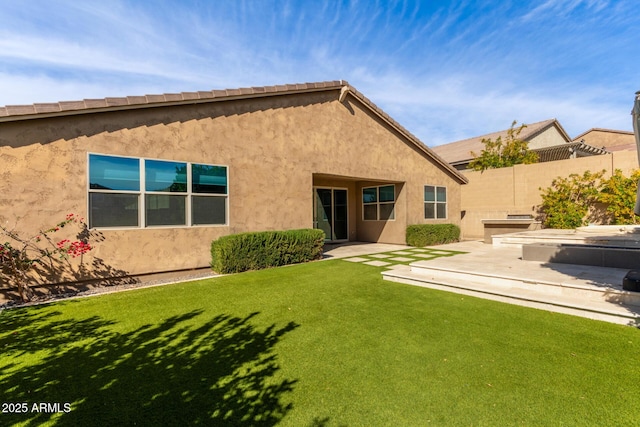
top-left (0, 80), bottom-right (347, 123)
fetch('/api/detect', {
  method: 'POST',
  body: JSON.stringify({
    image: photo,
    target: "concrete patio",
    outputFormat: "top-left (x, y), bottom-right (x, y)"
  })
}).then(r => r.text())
top-left (325, 240), bottom-right (640, 326)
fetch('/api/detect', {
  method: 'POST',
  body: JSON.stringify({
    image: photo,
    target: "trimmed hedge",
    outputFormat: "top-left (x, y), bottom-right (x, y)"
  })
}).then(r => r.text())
top-left (406, 224), bottom-right (460, 247)
top-left (211, 229), bottom-right (325, 274)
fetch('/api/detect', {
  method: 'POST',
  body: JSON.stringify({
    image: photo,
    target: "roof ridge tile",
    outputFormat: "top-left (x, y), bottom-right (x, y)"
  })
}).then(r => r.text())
top-left (34, 103), bottom-right (62, 113)
top-left (105, 97), bottom-right (129, 107)
top-left (6, 105), bottom-right (37, 115)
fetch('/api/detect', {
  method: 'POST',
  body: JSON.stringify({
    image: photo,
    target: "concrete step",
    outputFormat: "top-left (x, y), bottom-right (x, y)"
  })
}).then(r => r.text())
top-left (382, 264), bottom-right (640, 326)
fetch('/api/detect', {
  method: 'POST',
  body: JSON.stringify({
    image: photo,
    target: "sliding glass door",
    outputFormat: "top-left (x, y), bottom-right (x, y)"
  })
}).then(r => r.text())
top-left (313, 188), bottom-right (348, 241)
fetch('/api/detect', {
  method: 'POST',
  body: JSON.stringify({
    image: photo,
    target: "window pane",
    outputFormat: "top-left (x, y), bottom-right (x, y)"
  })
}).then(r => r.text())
top-left (89, 193), bottom-right (139, 227)
top-left (145, 160), bottom-right (187, 192)
top-left (436, 203), bottom-right (447, 219)
top-left (192, 165), bottom-right (227, 194)
top-left (89, 154), bottom-right (139, 191)
top-left (379, 203), bottom-right (395, 220)
top-left (379, 185), bottom-right (395, 202)
top-left (437, 186), bottom-right (447, 202)
top-left (334, 189), bottom-right (347, 205)
top-left (145, 195), bottom-right (186, 226)
top-left (192, 196), bottom-right (226, 225)
top-left (363, 187), bottom-right (377, 203)
top-left (424, 185), bottom-right (435, 202)
top-left (363, 204), bottom-right (377, 220)
top-left (424, 203), bottom-right (435, 219)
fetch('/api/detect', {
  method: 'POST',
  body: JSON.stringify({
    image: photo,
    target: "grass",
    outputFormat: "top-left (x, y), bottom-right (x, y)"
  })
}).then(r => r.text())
top-left (1, 259), bottom-right (639, 426)
top-left (342, 247), bottom-right (467, 269)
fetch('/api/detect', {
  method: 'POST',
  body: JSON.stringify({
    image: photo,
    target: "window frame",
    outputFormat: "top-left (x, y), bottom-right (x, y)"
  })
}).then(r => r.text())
top-left (87, 153), bottom-right (228, 229)
top-left (424, 185), bottom-right (447, 219)
top-left (362, 184), bottom-right (396, 221)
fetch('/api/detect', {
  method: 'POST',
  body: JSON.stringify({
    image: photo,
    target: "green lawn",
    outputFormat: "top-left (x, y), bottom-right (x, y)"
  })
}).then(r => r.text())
top-left (1, 259), bottom-right (639, 426)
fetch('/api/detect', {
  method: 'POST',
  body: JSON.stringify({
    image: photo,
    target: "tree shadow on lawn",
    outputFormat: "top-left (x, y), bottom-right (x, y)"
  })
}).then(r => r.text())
top-left (0, 307), bottom-right (298, 426)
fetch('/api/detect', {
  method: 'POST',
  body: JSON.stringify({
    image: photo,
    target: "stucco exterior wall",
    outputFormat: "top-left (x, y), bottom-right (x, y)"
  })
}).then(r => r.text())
top-left (460, 151), bottom-right (639, 239)
top-left (1, 90), bottom-right (462, 282)
top-left (576, 129), bottom-right (635, 150)
top-left (528, 126), bottom-right (568, 149)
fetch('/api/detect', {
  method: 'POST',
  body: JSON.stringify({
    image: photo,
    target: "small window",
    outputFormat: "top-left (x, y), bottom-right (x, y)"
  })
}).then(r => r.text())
top-left (191, 164), bottom-right (227, 225)
top-left (89, 154), bottom-right (141, 228)
top-left (424, 185), bottom-right (447, 219)
top-left (363, 185), bottom-right (395, 221)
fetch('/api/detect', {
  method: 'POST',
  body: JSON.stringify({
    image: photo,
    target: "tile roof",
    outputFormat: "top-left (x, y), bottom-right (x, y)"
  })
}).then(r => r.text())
top-left (0, 81), bottom-right (345, 119)
top-left (431, 119), bottom-right (570, 165)
top-left (572, 128), bottom-right (634, 141)
top-left (0, 80), bottom-right (468, 184)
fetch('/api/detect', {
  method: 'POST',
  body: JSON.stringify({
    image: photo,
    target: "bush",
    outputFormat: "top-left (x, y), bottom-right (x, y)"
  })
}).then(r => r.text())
top-left (538, 170), bottom-right (604, 229)
top-left (598, 169), bottom-right (640, 225)
top-left (1, 213), bottom-right (93, 301)
top-left (406, 224), bottom-right (460, 247)
top-left (538, 169), bottom-right (640, 229)
top-left (211, 229), bottom-right (325, 274)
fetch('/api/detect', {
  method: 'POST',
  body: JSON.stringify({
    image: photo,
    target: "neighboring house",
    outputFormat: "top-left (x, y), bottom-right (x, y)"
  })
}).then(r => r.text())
top-left (0, 80), bottom-right (467, 283)
top-left (572, 128), bottom-right (636, 153)
top-left (432, 119), bottom-right (607, 170)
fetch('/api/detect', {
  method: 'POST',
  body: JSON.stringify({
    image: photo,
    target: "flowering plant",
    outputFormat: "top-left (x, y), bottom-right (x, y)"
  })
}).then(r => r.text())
top-left (0, 213), bottom-right (92, 302)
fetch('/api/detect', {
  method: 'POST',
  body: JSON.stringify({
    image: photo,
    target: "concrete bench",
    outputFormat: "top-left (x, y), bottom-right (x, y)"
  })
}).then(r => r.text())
top-left (481, 215), bottom-right (541, 244)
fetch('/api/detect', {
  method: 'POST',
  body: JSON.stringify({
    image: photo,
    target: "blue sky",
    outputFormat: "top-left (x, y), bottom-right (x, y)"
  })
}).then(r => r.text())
top-left (0, 0), bottom-right (638, 146)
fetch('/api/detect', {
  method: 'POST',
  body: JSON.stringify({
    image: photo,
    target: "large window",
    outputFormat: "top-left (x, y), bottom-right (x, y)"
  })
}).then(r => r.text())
top-left (88, 154), bottom-right (227, 228)
top-left (424, 185), bottom-right (447, 219)
top-left (362, 184), bottom-right (395, 221)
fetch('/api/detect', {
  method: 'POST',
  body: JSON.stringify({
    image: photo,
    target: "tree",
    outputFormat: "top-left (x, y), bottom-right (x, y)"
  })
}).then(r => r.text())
top-left (468, 120), bottom-right (539, 171)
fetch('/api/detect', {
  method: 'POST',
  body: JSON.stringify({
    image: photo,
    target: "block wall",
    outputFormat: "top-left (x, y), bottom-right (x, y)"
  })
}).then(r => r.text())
top-left (461, 151), bottom-right (639, 239)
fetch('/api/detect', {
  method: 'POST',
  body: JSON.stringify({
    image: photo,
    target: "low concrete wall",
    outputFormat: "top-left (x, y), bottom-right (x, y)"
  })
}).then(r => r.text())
top-left (522, 243), bottom-right (640, 269)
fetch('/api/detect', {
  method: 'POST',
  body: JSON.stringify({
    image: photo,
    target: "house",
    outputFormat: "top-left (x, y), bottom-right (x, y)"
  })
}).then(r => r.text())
top-left (0, 80), bottom-right (467, 283)
top-left (432, 119), bottom-right (608, 170)
top-left (572, 128), bottom-right (636, 153)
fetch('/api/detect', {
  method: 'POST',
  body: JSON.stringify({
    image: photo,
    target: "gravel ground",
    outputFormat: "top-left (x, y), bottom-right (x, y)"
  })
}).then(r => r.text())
top-left (0, 270), bottom-right (220, 311)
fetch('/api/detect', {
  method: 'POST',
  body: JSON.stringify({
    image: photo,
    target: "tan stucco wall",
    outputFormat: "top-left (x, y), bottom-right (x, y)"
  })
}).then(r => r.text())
top-left (460, 151), bottom-right (639, 239)
top-left (576, 129), bottom-right (635, 150)
top-left (1, 90), bottom-right (462, 282)
top-left (528, 126), bottom-right (569, 149)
